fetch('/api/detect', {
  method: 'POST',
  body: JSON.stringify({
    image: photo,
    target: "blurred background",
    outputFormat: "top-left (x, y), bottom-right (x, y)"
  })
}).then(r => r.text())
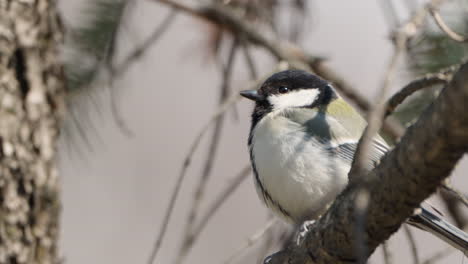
top-left (56, 0), bottom-right (468, 263)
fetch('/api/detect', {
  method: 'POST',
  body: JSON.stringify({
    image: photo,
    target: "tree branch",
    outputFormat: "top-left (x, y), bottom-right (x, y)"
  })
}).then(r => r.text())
top-left (385, 71), bottom-right (452, 117)
top-left (266, 61), bottom-right (468, 264)
top-left (429, 7), bottom-right (468, 43)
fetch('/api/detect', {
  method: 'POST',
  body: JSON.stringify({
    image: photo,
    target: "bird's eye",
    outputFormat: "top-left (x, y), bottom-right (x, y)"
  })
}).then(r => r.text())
top-left (278, 86), bottom-right (289, 94)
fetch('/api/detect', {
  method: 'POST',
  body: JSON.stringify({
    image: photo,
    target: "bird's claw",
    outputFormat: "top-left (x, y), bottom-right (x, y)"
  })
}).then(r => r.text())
top-left (296, 220), bottom-right (316, 245)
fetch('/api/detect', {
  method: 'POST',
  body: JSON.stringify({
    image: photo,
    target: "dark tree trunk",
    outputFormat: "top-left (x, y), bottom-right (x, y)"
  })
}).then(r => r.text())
top-left (0, 1), bottom-right (65, 263)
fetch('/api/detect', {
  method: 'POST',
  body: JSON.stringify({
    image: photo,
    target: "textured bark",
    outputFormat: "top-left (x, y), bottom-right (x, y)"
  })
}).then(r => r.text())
top-left (0, 1), bottom-right (65, 263)
top-left (267, 62), bottom-right (468, 264)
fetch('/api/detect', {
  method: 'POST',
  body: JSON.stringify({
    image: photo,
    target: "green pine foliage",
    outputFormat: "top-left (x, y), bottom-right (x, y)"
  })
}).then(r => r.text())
top-left (65, 0), bottom-right (128, 92)
top-left (393, 8), bottom-right (468, 127)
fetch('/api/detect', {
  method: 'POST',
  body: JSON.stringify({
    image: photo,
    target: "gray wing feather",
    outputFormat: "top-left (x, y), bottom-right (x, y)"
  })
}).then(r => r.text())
top-left (291, 108), bottom-right (389, 167)
top-left (327, 139), bottom-right (389, 168)
top-left (409, 207), bottom-right (468, 256)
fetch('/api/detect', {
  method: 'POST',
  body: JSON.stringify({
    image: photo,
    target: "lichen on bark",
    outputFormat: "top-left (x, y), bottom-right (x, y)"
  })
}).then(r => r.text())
top-left (0, 0), bottom-right (65, 263)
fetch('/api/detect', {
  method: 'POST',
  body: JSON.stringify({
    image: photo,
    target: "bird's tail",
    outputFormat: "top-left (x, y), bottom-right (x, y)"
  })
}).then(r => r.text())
top-left (408, 207), bottom-right (468, 256)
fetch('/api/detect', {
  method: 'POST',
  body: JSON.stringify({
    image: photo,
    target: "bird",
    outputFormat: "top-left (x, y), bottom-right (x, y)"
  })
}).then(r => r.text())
top-left (240, 69), bottom-right (468, 254)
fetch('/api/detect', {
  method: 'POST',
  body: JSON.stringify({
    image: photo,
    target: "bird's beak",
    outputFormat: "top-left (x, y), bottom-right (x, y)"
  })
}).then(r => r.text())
top-left (240, 90), bottom-right (264, 102)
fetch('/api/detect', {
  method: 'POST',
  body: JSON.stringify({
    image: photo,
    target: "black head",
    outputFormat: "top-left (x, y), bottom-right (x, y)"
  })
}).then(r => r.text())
top-left (241, 70), bottom-right (337, 128)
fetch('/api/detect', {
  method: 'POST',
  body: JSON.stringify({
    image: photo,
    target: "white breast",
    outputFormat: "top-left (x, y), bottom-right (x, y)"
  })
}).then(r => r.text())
top-left (251, 112), bottom-right (350, 223)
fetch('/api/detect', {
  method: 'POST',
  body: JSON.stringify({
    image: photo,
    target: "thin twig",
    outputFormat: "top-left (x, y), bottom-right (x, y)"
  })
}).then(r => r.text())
top-left (240, 40), bottom-right (258, 80)
top-left (404, 225), bottom-right (420, 264)
top-left (176, 40), bottom-right (239, 264)
top-left (309, 60), bottom-right (370, 111)
top-left (287, 1), bottom-right (307, 43)
top-left (222, 219), bottom-right (278, 264)
top-left (256, 213), bottom-right (279, 263)
top-left (237, 38), bottom-right (257, 120)
top-left (153, 0), bottom-right (408, 142)
top-left (116, 8), bottom-right (178, 74)
top-left (439, 190), bottom-right (467, 229)
top-left (441, 181), bottom-right (468, 208)
top-left (439, 178), bottom-right (468, 229)
top-left (155, 0), bottom-right (203, 19)
top-left (146, 59), bottom-right (287, 264)
top-left (146, 69), bottom-right (268, 264)
top-left (385, 72), bottom-right (451, 117)
top-left (349, 0), bottom-right (449, 178)
top-left (309, 60), bottom-right (405, 140)
top-left (429, 7), bottom-right (468, 43)
top-left (152, 0), bottom-right (449, 143)
top-left (191, 166), bottom-right (251, 243)
top-left (107, 78), bottom-right (134, 136)
top-left (378, 0), bottom-right (401, 28)
top-left (146, 92), bottom-right (243, 264)
top-left (95, 8), bottom-right (178, 137)
top-left (350, 30), bottom-right (407, 179)
top-left (153, 0), bottom-right (312, 70)
top-left (170, 166), bottom-right (250, 264)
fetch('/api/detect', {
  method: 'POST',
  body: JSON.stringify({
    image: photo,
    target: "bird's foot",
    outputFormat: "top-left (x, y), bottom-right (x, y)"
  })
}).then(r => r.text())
top-left (295, 220), bottom-right (316, 245)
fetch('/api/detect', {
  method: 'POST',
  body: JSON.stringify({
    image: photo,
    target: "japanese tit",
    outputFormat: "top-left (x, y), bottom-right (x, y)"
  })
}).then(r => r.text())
top-left (241, 70), bottom-right (468, 254)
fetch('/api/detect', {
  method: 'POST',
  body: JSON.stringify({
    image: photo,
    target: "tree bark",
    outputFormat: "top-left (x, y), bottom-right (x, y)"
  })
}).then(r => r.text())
top-left (0, 1), bottom-right (65, 263)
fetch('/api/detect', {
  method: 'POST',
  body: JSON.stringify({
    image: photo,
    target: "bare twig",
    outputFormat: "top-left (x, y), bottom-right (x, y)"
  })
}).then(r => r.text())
top-left (146, 66), bottom-right (270, 263)
top-left (104, 7), bottom-right (178, 136)
top-left (350, 0), bottom-right (449, 178)
top-left (116, 8), bottom-right (178, 74)
top-left (378, 0), bottom-right (400, 28)
top-left (429, 7), bottom-right (468, 43)
top-left (222, 219), bottom-right (278, 264)
top-left (155, 0), bottom-right (202, 19)
top-left (107, 78), bottom-right (134, 137)
top-left (153, 0), bottom-right (312, 70)
top-left (191, 166), bottom-right (252, 242)
top-left (385, 71), bottom-right (452, 117)
top-left (240, 40), bottom-right (258, 80)
top-left (439, 180), bottom-right (468, 229)
top-left (350, 30), bottom-right (406, 179)
top-left (146, 91), bottom-right (243, 264)
top-left (176, 39), bottom-right (239, 264)
top-left (168, 166), bottom-right (251, 264)
top-left (404, 225), bottom-right (420, 264)
top-left (287, 1), bottom-right (307, 43)
top-left (190, 166), bottom-right (252, 263)
top-left (153, 0), bottom-right (408, 142)
top-left (308, 60), bottom-right (370, 112)
top-left (256, 213), bottom-right (280, 263)
top-left (441, 181), bottom-right (468, 208)
top-left (152, 0), bottom-right (451, 145)
top-left (440, 190), bottom-right (468, 229)
top-left (309, 60), bottom-right (405, 140)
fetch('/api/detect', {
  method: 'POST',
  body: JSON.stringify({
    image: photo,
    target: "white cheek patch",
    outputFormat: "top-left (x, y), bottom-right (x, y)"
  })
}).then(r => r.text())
top-left (268, 89), bottom-right (320, 110)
